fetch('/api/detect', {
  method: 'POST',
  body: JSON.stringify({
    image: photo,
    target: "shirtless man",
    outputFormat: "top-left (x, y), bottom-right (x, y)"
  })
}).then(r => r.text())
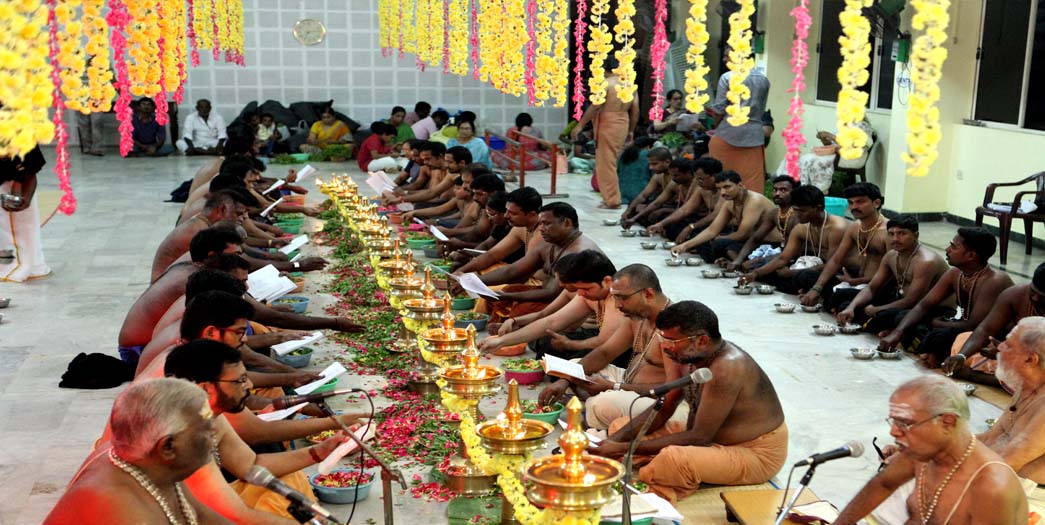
top-left (537, 265), bottom-right (687, 430)
top-left (455, 187), bottom-right (542, 276)
top-left (648, 157), bottom-right (725, 242)
top-left (472, 202), bottom-right (600, 320)
top-left (724, 174), bottom-right (798, 271)
top-left (837, 214), bottom-right (949, 333)
top-left (669, 170), bottom-right (776, 263)
top-left (46, 379), bottom-right (233, 525)
top-left (620, 147), bottom-right (673, 226)
top-left (447, 191), bottom-right (525, 269)
top-left (623, 158), bottom-right (690, 229)
top-left (879, 227), bottom-right (1014, 367)
top-left (436, 171), bottom-right (504, 248)
top-left (152, 190), bottom-right (249, 282)
top-left (383, 142), bottom-right (449, 206)
top-left (835, 376), bottom-right (1027, 525)
top-left (403, 174), bottom-right (477, 228)
top-left (942, 263), bottom-right (1045, 384)
top-left (800, 182), bottom-right (889, 311)
top-left (740, 185), bottom-right (849, 295)
top-left (589, 300), bottom-right (788, 503)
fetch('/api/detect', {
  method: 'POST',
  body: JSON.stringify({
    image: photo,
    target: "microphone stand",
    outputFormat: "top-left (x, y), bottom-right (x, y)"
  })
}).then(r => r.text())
top-left (286, 500), bottom-right (340, 525)
top-left (319, 402), bottom-right (408, 525)
top-left (774, 464), bottom-right (818, 525)
top-left (621, 396), bottom-right (664, 525)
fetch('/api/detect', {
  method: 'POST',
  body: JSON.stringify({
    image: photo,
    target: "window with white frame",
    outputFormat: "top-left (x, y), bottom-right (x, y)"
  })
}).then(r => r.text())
top-left (973, 0), bottom-right (1045, 131)
top-left (815, 0), bottom-right (897, 110)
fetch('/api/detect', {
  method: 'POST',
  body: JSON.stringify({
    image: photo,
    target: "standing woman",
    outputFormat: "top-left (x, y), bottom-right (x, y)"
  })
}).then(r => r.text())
top-left (447, 119), bottom-right (492, 168)
top-left (571, 57), bottom-right (638, 209)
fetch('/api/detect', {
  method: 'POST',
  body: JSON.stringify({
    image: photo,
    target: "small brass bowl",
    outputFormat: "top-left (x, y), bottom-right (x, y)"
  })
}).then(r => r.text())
top-left (476, 419), bottom-right (554, 455)
top-left (721, 270), bottom-right (740, 279)
top-left (850, 347), bottom-right (875, 360)
top-left (801, 303), bottom-right (823, 313)
top-left (620, 229), bottom-right (638, 238)
top-left (661, 241), bottom-right (676, 250)
top-left (602, 219), bottom-right (619, 226)
top-left (701, 269), bottom-right (720, 279)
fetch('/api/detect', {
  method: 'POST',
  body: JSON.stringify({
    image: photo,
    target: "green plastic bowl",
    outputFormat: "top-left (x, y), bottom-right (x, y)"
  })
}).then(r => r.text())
top-left (600, 518), bottom-right (652, 525)
top-left (427, 263), bottom-right (452, 273)
top-left (275, 222), bottom-right (301, 234)
top-left (522, 402), bottom-right (564, 425)
top-left (311, 377), bottom-right (339, 394)
top-left (290, 153), bottom-right (310, 162)
top-left (406, 238), bottom-right (437, 249)
top-left (450, 296), bottom-right (476, 310)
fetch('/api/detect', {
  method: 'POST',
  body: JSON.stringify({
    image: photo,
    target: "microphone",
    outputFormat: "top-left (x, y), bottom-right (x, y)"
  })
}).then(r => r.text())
top-left (644, 368), bottom-right (713, 397)
top-left (244, 465), bottom-right (336, 521)
top-left (272, 388), bottom-right (362, 410)
top-left (793, 441), bottom-right (865, 467)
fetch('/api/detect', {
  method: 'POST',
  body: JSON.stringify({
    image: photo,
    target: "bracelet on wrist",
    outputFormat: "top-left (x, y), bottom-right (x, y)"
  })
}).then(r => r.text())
top-left (811, 285), bottom-right (823, 293)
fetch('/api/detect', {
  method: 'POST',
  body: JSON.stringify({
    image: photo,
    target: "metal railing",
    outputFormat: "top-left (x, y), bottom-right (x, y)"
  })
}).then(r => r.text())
top-left (485, 130), bottom-right (568, 198)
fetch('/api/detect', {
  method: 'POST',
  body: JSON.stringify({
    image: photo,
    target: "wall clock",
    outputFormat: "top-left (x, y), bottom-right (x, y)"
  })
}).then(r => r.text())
top-left (293, 19), bottom-right (326, 46)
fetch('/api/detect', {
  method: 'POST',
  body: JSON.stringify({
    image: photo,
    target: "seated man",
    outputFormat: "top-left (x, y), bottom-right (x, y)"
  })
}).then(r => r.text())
top-left (410, 108), bottom-right (449, 141)
top-left (46, 378), bottom-right (232, 524)
top-left (648, 157), bottom-right (725, 242)
top-left (799, 182), bottom-right (890, 312)
top-left (835, 375), bottom-right (1027, 525)
top-left (879, 227), bottom-right (1014, 367)
top-left (590, 300), bottom-right (788, 503)
top-left (382, 142), bottom-right (451, 207)
top-left (669, 170), bottom-right (775, 263)
top-left (403, 175), bottom-right (477, 229)
top-left (740, 185), bottom-right (849, 294)
top-left (836, 214), bottom-right (948, 333)
top-left (455, 187), bottom-right (542, 280)
top-left (129, 97), bottom-right (174, 157)
top-left (447, 191), bottom-right (525, 269)
top-left (392, 139), bottom-right (425, 187)
top-left (624, 158), bottom-right (692, 229)
top-left (152, 190), bottom-right (250, 282)
top-left (177, 99), bottom-right (227, 155)
top-left (480, 250), bottom-right (626, 364)
top-left (436, 170), bottom-right (504, 244)
top-left (536, 265), bottom-right (686, 431)
top-left (471, 202), bottom-right (600, 326)
top-left (942, 263), bottom-right (1045, 384)
top-left (724, 174), bottom-right (798, 271)
top-left (620, 147), bottom-right (673, 227)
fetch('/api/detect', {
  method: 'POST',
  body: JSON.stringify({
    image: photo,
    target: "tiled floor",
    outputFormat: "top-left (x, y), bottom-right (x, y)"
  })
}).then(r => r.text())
top-left (0, 148), bottom-right (1035, 524)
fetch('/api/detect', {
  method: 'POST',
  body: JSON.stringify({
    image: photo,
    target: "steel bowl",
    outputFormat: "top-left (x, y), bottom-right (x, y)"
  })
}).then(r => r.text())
top-left (734, 285), bottom-right (754, 295)
top-left (637, 229), bottom-right (651, 237)
top-left (839, 323), bottom-right (862, 334)
top-left (960, 383), bottom-right (977, 396)
top-left (640, 241), bottom-right (657, 250)
top-left (801, 304), bottom-right (823, 313)
top-left (0, 298), bottom-right (9, 308)
top-left (661, 241), bottom-right (676, 250)
top-left (620, 229), bottom-right (638, 238)
top-left (701, 269), bottom-right (720, 279)
top-left (602, 219), bottom-right (620, 226)
top-left (721, 270), bottom-right (740, 279)
top-left (756, 285), bottom-right (775, 295)
top-left (850, 347), bottom-right (876, 360)
top-left (775, 303), bottom-right (797, 313)
top-left (877, 349), bottom-right (902, 360)
top-left (684, 257), bottom-right (703, 267)
top-left (664, 258), bottom-right (683, 267)
top-left (812, 324), bottom-right (837, 336)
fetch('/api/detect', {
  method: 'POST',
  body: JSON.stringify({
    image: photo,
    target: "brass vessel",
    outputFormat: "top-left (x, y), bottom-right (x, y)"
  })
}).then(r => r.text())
top-left (477, 380), bottom-right (553, 455)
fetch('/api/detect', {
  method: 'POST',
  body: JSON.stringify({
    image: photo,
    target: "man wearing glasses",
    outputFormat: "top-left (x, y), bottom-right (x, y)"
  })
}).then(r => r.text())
top-left (835, 375), bottom-right (1027, 525)
top-left (588, 300), bottom-right (788, 503)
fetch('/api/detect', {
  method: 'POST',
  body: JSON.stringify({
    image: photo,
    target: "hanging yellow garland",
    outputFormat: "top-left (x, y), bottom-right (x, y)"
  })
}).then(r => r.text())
top-left (550, 0), bottom-right (570, 107)
top-left (55, 0), bottom-right (88, 113)
top-left (389, 0), bottom-right (402, 56)
top-left (378, 0), bottom-right (391, 51)
top-left (724, 0), bottom-right (756, 127)
top-left (501, 0), bottom-right (526, 96)
top-left (158, 0), bottom-right (180, 92)
top-left (0, 0), bottom-right (54, 157)
top-left (213, 0), bottom-right (230, 53)
top-left (902, 0), bottom-right (950, 177)
top-left (430, 0), bottom-right (445, 67)
top-left (448, 0), bottom-right (469, 75)
top-left (401, 0), bottom-right (416, 54)
top-left (684, 0), bottom-right (711, 113)
top-left (82, 0), bottom-right (114, 111)
top-left (532, 2), bottom-right (554, 105)
top-left (125, 0), bottom-right (162, 97)
top-left (586, 0), bottom-right (612, 105)
top-left (835, 0), bottom-right (872, 159)
top-left (194, 0), bottom-right (214, 52)
top-left (228, 0), bottom-right (243, 61)
top-left (612, 0), bottom-right (637, 103)
top-left (477, 0), bottom-right (500, 84)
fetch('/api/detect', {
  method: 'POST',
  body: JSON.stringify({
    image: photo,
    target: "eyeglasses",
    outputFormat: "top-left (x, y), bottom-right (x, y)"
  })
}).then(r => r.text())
top-left (885, 414), bottom-right (941, 433)
top-left (611, 288), bottom-right (647, 302)
top-left (656, 331), bottom-right (703, 349)
top-left (219, 327), bottom-right (248, 341)
top-left (215, 375), bottom-right (250, 385)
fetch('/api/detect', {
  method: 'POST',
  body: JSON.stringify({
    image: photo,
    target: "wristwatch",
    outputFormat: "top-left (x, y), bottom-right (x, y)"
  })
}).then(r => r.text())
top-left (613, 382), bottom-right (622, 391)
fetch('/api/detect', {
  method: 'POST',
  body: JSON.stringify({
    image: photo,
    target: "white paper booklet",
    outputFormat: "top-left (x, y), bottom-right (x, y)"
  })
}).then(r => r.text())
top-left (541, 355), bottom-right (589, 382)
top-left (271, 331), bottom-right (325, 356)
top-left (295, 362), bottom-right (347, 395)
top-left (279, 234), bottom-right (309, 255)
top-left (256, 402), bottom-right (307, 422)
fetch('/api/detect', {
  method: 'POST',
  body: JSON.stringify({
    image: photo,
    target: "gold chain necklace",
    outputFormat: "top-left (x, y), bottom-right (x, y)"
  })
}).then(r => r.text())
top-left (108, 449), bottom-right (199, 525)
top-left (955, 267), bottom-right (988, 320)
top-left (895, 244), bottom-right (920, 296)
top-left (916, 437), bottom-right (976, 525)
top-left (776, 207), bottom-right (793, 236)
top-left (856, 215), bottom-right (884, 257)
top-left (624, 299), bottom-right (671, 383)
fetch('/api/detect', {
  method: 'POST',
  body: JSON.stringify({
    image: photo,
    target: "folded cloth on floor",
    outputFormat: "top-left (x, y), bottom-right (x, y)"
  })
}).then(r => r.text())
top-left (59, 352), bottom-right (134, 389)
top-left (748, 244), bottom-right (781, 260)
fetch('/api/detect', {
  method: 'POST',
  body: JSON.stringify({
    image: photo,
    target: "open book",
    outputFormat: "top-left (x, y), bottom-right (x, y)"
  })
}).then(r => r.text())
top-left (541, 355), bottom-right (590, 383)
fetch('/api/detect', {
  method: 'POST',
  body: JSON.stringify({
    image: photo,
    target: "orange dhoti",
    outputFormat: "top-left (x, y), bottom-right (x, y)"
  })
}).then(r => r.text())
top-left (476, 283), bottom-right (551, 325)
top-left (709, 135), bottom-right (766, 193)
top-left (609, 417), bottom-right (789, 503)
top-left (232, 470), bottom-right (317, 518)
top-left (949, 331), bottom-right (997, 375)
top-left (595, 111), bottom-right (630, 208)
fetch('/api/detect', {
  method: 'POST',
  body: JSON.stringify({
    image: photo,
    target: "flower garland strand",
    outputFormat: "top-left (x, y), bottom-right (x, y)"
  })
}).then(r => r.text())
top-left (469, 0), bottom-right (480, 79)
top-left (782, 0), bottom-right (812, 180)
top-left (83, 0), bottom-right (116, 111)
top-left (390, 0), bottom-right (402, 58)
top-left (414, 0), bottom-right (429, 70)
top-left (648, 0), bottom-right (669, 120)
top-left (570, 0), bottom-right (588, 119)
top-left (683, 0), bottom-right (711, 113)
top-left (378, 0), bottom-right (391, 56)
top-left (171, 0), bottom-right (188, 101)
top-left (441, 0), bottom-right (450, 73)
top-left (835, 0), bottom-right (873, 159)
top-left (586, 0), bottom-right (612, 106)
top-left (502, 0), bottom-right (526, 96)
top-left (125, 0), bottom-right (162, 97)
top-left (154, 0), bottom-right (170, 125)
top-left (523, 0), bottom-right (538, 105)
top-left (47, 0), bottom-right (75, 214)
top-left (0, 0), bottom-right (55, 158)
top-left (186, 0), bottom-right (200, 66)
top-left (550, 0), bottom-right (569, 107)
top-left (193, 0), bottom-right (213, 56)
top-left (107, 0), bottom-right (135, 156)
top-left (448, 0), bottom-right (469, 76)
top-left (55, 0), bottom-right (87, 113)
top-left (902, 0), bottom-right (951, 177)
top-left (227, 0), bottom-right (243, 65)
top-left (724, 0), bottom-right (757, 127)
top-left (532, 0), bottom-right (555, 106)
top-left (612, 0), bottom-right (637, 103)
top-left (402, 0), bottom-right (416, 54)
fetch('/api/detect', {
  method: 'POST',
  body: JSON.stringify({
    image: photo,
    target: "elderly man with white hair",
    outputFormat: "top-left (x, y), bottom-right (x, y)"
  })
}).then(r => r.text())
top-left (835, 375), bottom-right (1028, 525)
top-left (46, 378), bottom-right (233, 524)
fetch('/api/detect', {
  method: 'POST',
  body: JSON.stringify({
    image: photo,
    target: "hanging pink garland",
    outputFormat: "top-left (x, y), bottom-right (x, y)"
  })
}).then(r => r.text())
top-left (782, 0), bottom-right (812, 181)
top-left (398, 0), bottom-right (405, 57)
top-left (647, 0), bottom-right (669, 121)
top-left (46, 0), bottom-right (76, 214)
top-left (524, 0), bottom-right (537, 105)
top-left (154, 0), bottom-right (169, 126)
top-left (469, 0), bottom-right (480, 79)
top-left (571, 0), bottom-right (588, 120)
top-left (107, 0), bottom-right (134, 156)
top-left (186, 0), bottom-right (200, 67)
top-left (442, 0), bottom-right (450, 73)
top-left (211, 7), bottom-right (220, 60)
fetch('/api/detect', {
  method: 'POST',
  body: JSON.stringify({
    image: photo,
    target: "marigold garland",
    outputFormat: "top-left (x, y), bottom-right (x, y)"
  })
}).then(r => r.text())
top-left (213, 0), bottom-right (228, 60)
top-left (902, 0), bottom-right (950, 177)
top-left (441, 0), bottom-right (450, 73)
top-left (414, 0), bottom-right (431, 69)
top-left (835, 0), bottom-right (872, 159)
top-left (83, 0), bottom-right (115, 111)
top-left (448, 0), bottom-right (469, 76)
top-left (476, 0), bottom-right (496, 82)
top-left (390, 0), bottom-right (403, 58)
top-left (612, 0), bottom-right (637, 103)
top-left (55, 0), bottom-right (88, 113)
top-left (0, 0), bottom-right (55, 158)
top-left (683, 0), bottom-right (711, 114)
top-left (523, 0), bottom-right (538, 104)
top-left (193, 0), bottom-right (213, 54)
top-left (586, 0), bottom-right (612, 106)
top-left (570, 0), bottom-right (588, 118)
top-left (782, 0), bottom-right (812, 180)
top-left (125, 0), bottom-right (162, 97)
top-left (724, 0), bottom-right (756, 127)
top-left (648, 0), bottom-right (669, 120)
top-left (501, 0), bottom-right (526, 96)
top-left (226, 0), bottom-right (243, 64)
top-left (469, 0), bottom-right (480, 79)
top-left (531, 0), bottom-right (554, 106)
top-left (401, 0), bottom-right (417, 54)
top-left (378, 0), bottom-right (392, 55)
top-left (550, 0), bottom-right (569, 107)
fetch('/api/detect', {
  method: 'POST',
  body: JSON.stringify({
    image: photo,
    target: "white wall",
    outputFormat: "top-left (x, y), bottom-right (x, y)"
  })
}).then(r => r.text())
top-left (179, 0), bottom-right (567, 136)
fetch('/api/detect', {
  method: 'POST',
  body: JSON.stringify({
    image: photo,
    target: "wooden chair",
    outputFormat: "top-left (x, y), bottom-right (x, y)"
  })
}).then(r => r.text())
top-left (975, 171), bottom-right (1045, 266)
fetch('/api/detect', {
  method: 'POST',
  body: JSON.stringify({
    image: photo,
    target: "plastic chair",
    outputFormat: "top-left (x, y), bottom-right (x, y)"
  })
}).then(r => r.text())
top-left (974, 171), bottom-right (1045, 266)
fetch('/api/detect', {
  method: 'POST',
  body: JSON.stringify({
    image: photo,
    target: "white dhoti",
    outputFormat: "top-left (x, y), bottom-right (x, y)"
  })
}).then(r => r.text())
top-left (0, 182), bottom-right (50, 282)
top-left (580, 364), bottom-right (690, 430)
top-left (872, 477), bottom-right (1044, 524)
top-left (367, 157), bottom-right (409, 173)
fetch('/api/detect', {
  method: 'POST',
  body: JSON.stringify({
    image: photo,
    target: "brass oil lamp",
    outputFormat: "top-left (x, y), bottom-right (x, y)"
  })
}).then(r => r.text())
top-left (400, 270), bottom-right (446, 394)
